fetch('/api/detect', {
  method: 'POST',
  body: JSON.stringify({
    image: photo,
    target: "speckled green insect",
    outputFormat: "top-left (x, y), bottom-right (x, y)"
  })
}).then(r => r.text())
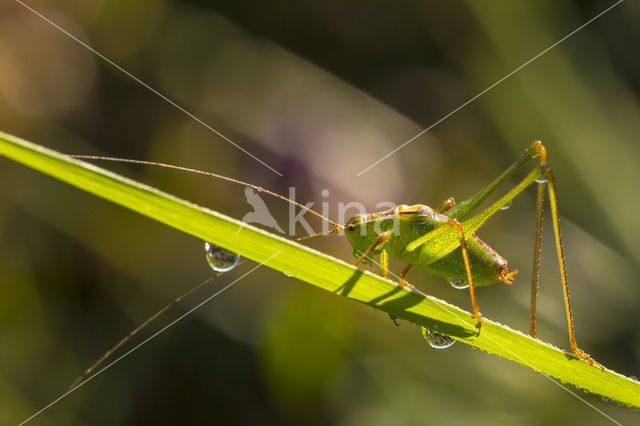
top-left (345, 203), bottom-right (512, 287)
top-left (341, 141), bottom-right (595, 366)
top-left (74, 140), bottom-right (597, 370)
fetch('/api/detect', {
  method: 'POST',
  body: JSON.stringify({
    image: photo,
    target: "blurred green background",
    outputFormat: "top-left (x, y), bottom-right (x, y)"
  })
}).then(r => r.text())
top-left (1, 0), bottom-right (639, 424)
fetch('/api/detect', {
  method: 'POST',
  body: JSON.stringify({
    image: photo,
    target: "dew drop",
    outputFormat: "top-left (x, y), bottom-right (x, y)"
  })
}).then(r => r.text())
top-left (204, 242), bottom-right (240, 272)
top-left (421, 326), bottom-right (456, 349)
top-left (500, 201), bottom-right (512, 211)
top-left (448, 277), bottom-right (469, 289)
top-left (535, 176), bottom-right (548, 183)
top-left (601, 396), bottom-right (610, 402)
top-left (283, 273), bottom-right (293, 277)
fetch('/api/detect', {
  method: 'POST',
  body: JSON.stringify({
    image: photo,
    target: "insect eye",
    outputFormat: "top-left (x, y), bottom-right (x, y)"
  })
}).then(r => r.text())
top-left (346, 224), bottom-right (356, 231)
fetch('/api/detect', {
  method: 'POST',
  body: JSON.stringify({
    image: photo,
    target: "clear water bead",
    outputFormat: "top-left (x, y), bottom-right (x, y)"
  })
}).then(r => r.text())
top-left (535, 176), bottom-right (548, 183)
top-left (448, 277), bottom-right (469, 289)
top-left (204, 242), bottom-right (240, 272)
top-left (421, 327), bottom-right (456, 349)
top-left (500, 201), bottom-right (512, 210)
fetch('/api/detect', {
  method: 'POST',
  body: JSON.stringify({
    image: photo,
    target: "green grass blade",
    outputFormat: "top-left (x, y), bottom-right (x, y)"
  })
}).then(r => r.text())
top-left (1, 130), bottom-right (638, 408)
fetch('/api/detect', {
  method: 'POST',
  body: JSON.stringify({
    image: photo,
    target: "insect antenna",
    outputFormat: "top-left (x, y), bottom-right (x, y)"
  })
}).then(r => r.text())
top-left (296, 227), bottom-right (341, 241)
top-left (70, 155), bottom-right (344, 231)
top-left (67, 259), bottom-right (247, 391)
top-left (65, 155), bottom-right (342, 390)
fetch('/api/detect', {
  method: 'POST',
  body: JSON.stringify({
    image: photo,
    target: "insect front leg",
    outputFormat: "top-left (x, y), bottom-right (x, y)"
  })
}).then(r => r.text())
top-left (398, 263), bottom-right (414, 289)
top-left (379, 249), bottom-right (389, 279)
top-left (351, 233), bottom-right (403, 326)
top-left (377, 247), bottom-right (402, 325)
top-left (352, 232), bottom-right (391, 267)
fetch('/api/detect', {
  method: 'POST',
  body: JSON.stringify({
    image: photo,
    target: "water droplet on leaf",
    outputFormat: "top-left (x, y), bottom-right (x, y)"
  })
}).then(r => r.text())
top-left (500, 201), bottom-right (512, 210)
top-left (448, 277), bottom-right (469, 289)
top-left (204, 242), bottom-right (240, 272)
top-left (535, 176), bottom-right (548, 183)
top-left (421, 327), bottom-right (456, 349)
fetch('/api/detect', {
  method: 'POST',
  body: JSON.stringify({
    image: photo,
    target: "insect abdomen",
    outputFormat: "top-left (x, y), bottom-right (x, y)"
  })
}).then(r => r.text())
top-left (387, 208), bottom-right (508, 286)
top-left (421, 234), bottom-right (507, 286)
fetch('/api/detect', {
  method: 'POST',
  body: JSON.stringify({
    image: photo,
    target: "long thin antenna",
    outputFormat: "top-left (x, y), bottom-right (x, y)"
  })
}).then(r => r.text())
top-left (68, 259), bottom-right (247, 390)
top-left (295, 228), bottom-right (340, 241)
top-left (70, 155), bottom-right (343, 230)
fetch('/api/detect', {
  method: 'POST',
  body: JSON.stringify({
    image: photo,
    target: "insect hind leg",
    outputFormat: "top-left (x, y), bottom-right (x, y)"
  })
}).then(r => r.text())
top-left (448, 140), bottom-right (546, 221)
top-left (544, 167), bottom-right (600, 367)
top-left (529, 181), bottom-right (544, 338)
